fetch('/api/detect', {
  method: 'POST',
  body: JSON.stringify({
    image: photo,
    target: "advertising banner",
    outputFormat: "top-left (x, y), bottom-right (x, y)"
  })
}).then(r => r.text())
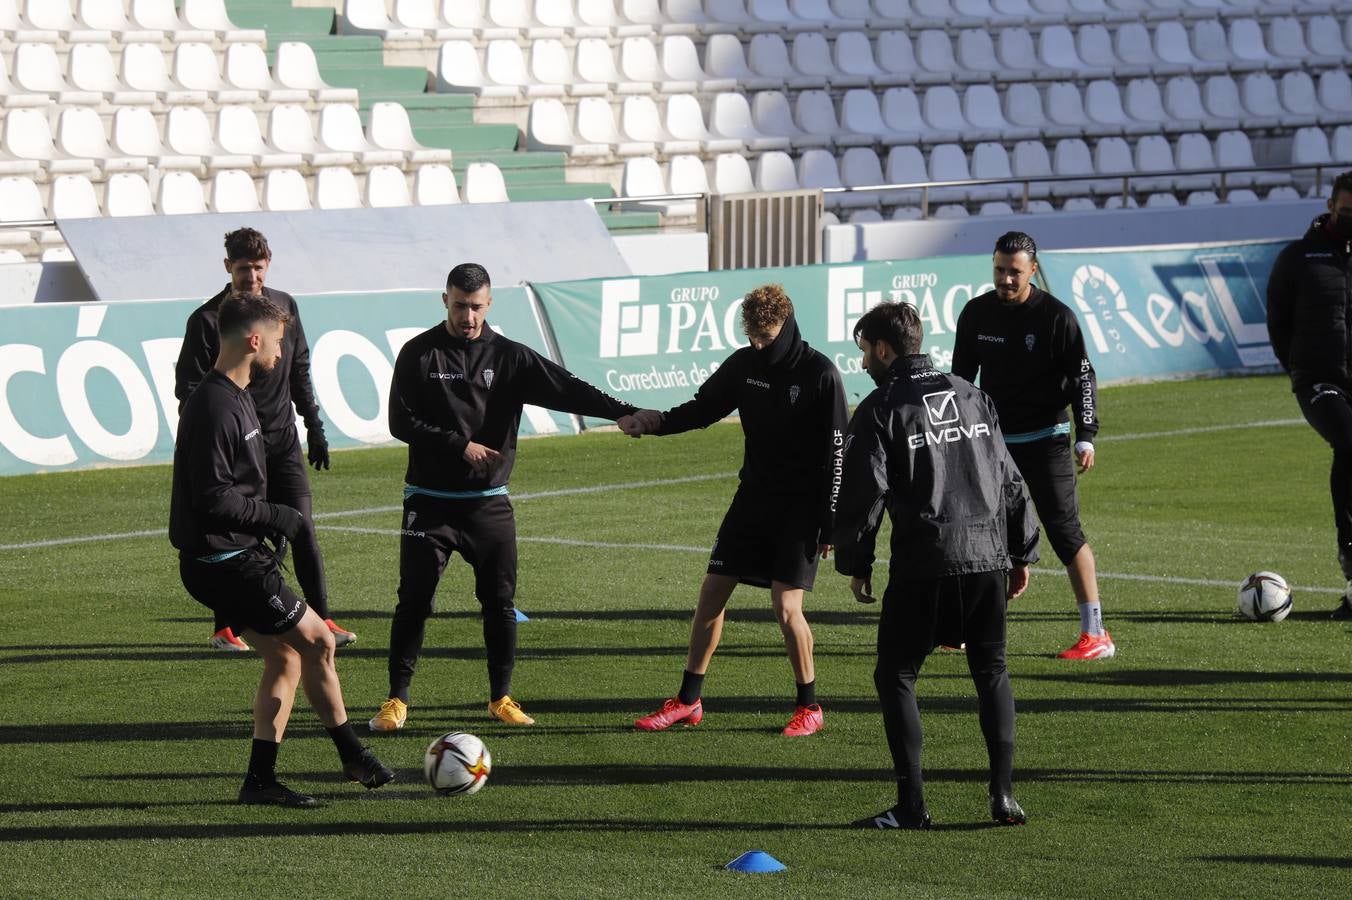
top-left (534, 241), bottom-right (1286, 426)
top-left (0, 287), bottom-right (568, 476)
top-left (1036, 241), bottom-right (1281, 380)
top-left (533, 256), bottom-right (995, 421)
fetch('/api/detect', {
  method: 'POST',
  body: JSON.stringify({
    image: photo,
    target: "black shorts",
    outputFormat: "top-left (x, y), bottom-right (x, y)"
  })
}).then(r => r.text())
top-left (180, 547), bottom-right (308, 636)
top-left (1007, 436), bottom-right (1087, 565)
top-left (879, 570), bottom-right (1007, 657)
top-left (707, 489), bottom-right (821, 591)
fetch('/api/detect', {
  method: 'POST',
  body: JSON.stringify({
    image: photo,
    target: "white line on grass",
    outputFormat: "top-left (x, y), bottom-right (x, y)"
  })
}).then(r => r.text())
top-left (1096, 419), bottom-right (1303, 443)
top-left (314, 527), bottom-right (1348, 595)
top-left (0, 419), bottom-right (1311, 553)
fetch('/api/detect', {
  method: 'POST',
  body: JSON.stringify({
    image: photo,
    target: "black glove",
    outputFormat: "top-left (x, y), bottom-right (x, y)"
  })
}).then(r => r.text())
top-left (265, 503), bottom-right (305, 541)
top-left (264, 533), bottom-right (290, 567)
top-left (307, 424), bottom-right (330, 471)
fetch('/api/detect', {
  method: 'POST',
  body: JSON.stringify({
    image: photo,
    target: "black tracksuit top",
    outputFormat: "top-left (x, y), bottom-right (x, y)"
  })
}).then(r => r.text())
top-left (655, 316), bottom-right (849, 539)
top-left (170, 369), bottom-right (280, 556)
top-left (951, 286), bottom-right (1100, 443)
top-left (1267, 214), bottom-right (1352, 393)
top-left (174, 285), bottom-right (322, 433)
top-left (833, 355), bottom-right (1041, 581)
top-left (390, 323), bottom-right (635, 492)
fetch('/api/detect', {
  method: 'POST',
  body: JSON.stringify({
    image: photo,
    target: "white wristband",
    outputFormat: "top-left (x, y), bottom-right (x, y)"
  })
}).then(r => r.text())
top-left (1074, 441), bottom-right (1094, 455)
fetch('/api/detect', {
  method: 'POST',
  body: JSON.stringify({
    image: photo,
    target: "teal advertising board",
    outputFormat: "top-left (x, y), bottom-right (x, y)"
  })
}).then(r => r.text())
top-left (532, 241), bottom-right (1286, 427)
top-left (531, 256), bottom-right (996, 423)
top-left (0, 287), bottom-right (569, 476)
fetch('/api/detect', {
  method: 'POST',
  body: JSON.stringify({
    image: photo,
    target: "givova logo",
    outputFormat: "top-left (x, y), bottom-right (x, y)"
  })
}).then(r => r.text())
top-left (827, 268), bottom-right (884, 343)
top-left (600, 279), bottom-right (659, 358)
top-left (922, 391), bottom-right (960, 426)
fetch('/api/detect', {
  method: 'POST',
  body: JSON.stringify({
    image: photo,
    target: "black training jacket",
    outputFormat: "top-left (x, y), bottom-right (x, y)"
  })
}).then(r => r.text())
top-left (833, 355), bottom-right (1040, 581)
top-left (1267, 213), bottom-right (1352, 393)
top-left (390, 323), bottom-right (635, 492)
top-left (951, 286), bottom-right (1099, 443)
top-left (169, 370), bottom-right (291, 556)
top-left (655, 315), bottom-right (849, 541)
top-left (174, 285), bottom-right (322, 435)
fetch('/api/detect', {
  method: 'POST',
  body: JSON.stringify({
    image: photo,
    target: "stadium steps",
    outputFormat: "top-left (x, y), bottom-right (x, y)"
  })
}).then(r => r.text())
top-left (224, 0), bottom-right (654, 228)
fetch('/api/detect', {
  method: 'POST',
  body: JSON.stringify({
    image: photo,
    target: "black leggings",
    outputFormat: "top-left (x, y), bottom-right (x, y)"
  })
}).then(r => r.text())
top-left (1297, 382), bottom-right (1352, 576)
top-left (874, 570), bottom-right (1015, 807)
top-left (387, 493), bottom-right (519, 703)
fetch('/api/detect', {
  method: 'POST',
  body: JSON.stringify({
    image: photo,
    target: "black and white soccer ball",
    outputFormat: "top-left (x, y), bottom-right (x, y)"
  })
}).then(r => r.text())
top-left (424, 732), bottom-right (491, 795)
top-left (1236, 571), bottom-right (1293, 622)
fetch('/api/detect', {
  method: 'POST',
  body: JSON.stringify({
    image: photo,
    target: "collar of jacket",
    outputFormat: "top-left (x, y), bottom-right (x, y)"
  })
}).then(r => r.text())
top-left (754, 312), bottom-right (807, 370)
top-left (441, 322), bottom-right (500, 349)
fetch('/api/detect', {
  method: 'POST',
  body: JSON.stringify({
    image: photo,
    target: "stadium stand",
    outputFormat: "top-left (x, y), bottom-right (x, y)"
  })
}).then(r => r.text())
top-left (0, 0), bottom-right (1348, 270)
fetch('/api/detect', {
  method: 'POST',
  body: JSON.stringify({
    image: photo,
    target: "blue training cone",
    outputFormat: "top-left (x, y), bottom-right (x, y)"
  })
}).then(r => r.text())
top-left (725, 851), bottom-right (786, 874)
top-left (514, 608), bottom-right (530, 623)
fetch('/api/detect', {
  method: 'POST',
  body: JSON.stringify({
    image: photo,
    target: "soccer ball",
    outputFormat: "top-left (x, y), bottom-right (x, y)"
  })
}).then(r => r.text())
top-left (1236, 571), bottom-right (1293, 622)
top-left (424, 732), bottom-right (491, 795)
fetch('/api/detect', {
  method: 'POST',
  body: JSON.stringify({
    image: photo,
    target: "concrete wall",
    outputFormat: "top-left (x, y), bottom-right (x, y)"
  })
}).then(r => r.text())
top-left (823, 199), bottom-right (1324, 262)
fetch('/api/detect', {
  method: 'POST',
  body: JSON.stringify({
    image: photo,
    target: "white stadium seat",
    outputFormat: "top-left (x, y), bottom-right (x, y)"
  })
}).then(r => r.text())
top-left (56, 106), bottom-right (149, 174)
top-left (262, 169), bottom-right (312, 210)
top-left (798, 89), bottom-right (868, 148)
top-left (713, 153), bottom-right (755, 194)
top-left (414, 164), bottom-right (460, 205)
top-left (876, 31), bottom-right (921, 85)
top-left (315, 166), bottom-right (363, 209)
top-left (166, 106), bottom-right (252, 171)
top-left (130, 0), bottom-right (215, 42)
top-left (180, 0), bottom-right (266, 44)
top-left (319, 105), bottom-right (407, 167)
top-left (121, 42), bottom-right (209, 105)
top-left (156, 171), bottom-right (208, 214)
top-left (575, 97), bottom-right (654, 156)
top-left (216, 105), bottom-right (304, 170)
top-left (833, 32), bottom-right (886, 87)
top-left (275, 42), bottom-right (360, 105)
top-left (68, 43), bottom-right (157, 107)
top-left (755, 151), bottom-right (800, 192)
top-left (705, 34), bottom-right (778, 92)
top-left (105, 172), bottom-right (155, 217)
top-left (841, 89), bottom-right (913, 146)
top-left (711, 93), bottom-right (790, 152)
top-left (623, 95), bottom-right (699, 155)
top-left (112, 107), bottom-right (201, 171)
top-left (365, 162), bottom-right (411, 206)
top-left (464, 161), bottom-right (509, 203)
top-left (4, 107), bottom-right (96, 174)
top-left (436, 41), bottom-right (507, 96)
top-left (78, 0), bottom-right (162, 43)
top-left (268, 104), bottom-right (356, 168)
top-left (1134, 134), bottom-right (1177, 192)
top-left (368, 103), bottom-right (453, 165)
top-left (666, 93), bottom-right (742, 153)
top-left (752, 91), bottom-right (830, 149)
top-left (13, 43), bottom-right (101, 105)
top-left (50, 174), bottom-right (102, 219)
top-left (222, 44), bottom-right (308, 104)
top-left (210, 169), bottom-right (261, 212)
top-left (173, 42), bottom-right (259, 105)
top-left (661, 35), bottom-right (736, 93)
top-left (343, 0), bottom-right (422, 41)
top-left (526, 97), bottom-right (605, 156)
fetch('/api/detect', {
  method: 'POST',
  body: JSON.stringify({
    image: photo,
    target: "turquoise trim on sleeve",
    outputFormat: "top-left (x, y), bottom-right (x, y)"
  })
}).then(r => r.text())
top-left (405, 484), bottom-right (510, 500)
top-left (1004, 422), bottom-right (1071, 444)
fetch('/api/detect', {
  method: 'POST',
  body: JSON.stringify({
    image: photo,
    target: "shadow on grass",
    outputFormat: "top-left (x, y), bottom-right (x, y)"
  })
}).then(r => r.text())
top-left (1199, 855), bottom-right (1351, 870)
top-left (0, 817), bottom-right (868, 842)
top-left (0, 643), bottom-right (876, 666)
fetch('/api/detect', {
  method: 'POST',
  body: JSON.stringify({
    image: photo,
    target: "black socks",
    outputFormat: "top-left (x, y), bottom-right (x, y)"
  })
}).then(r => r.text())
top-left (677, 669), bottom-right (704, 705)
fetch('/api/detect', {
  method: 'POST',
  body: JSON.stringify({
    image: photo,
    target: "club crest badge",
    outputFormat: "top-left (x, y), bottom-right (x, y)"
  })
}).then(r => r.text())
top-left (1025, 334), bottom-right (1036, 352)
top-left (406, 510), bottom-right (417, 528)
top-left (788, 385), bottom-right (800, 405)
top-left (268, 595), bottom-right (286, 615)
top-left (483, 368), bottom-right (495, 387)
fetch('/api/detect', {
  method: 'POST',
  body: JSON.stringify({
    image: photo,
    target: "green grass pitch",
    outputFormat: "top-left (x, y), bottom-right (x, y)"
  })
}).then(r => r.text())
top-left (0, 374), bottom-right (1347, 898)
